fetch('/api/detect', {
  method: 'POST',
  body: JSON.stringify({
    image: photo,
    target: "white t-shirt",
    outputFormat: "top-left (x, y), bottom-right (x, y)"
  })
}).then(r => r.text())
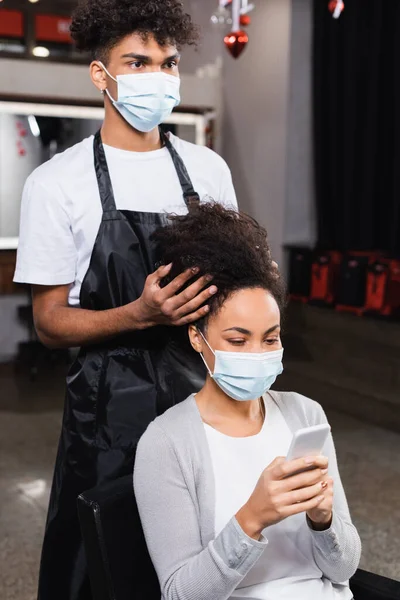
top-left (204, 394), bottom-right (351, 600)
top-left (14, 134), bottom-right (237, 306)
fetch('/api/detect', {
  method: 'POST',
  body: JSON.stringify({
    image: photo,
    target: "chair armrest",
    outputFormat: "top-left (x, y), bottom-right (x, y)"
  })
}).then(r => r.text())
top-left (351, 568), bottom-right (400, 600)
top-left (77, 476), bottom-right (160, 600)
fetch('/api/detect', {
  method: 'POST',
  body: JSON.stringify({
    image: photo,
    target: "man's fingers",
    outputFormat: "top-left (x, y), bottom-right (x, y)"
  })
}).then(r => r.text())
top-left (169, 283), bottom-right (217, 317)
top-left (149, 267), bottom-right (217, 318)
top-left (153, 262), bottom-right (173, 280)
top-left (159, 273), bottom-right (216, 315)
top-left (173, 305), bottom-right (210, 326)
top-left (171, 274), bottom-right (215, 307)
top-left (157, 267), bottom-right (200, 297)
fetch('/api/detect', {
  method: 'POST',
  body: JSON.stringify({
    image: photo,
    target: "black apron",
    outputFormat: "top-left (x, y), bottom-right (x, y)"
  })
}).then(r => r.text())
top-left (38, 131), bottom-right (206, 600)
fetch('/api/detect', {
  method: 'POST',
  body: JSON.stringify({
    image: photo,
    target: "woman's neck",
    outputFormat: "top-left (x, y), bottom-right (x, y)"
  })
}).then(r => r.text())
top-left (196, 378), bottom-right (264, 437)
top-left (100, 105), bottom-right (162, 152)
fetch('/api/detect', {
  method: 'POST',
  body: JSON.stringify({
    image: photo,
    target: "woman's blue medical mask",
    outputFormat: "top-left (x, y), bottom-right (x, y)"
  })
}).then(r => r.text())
top-left (99, 63), bottom-right (181, 133)
top-left (198, 330), bottom-right (284, 402)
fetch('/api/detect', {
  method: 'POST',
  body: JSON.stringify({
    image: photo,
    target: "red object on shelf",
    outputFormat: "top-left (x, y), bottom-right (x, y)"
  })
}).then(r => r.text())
top-left (336, 251), bottom-right (382, 316)
top-left (364, 260), bottom-right (389, 313)
top-left (0, 9), bottom-right (24, 38)
top-left (385, 260), bottom-right (400, 315)
top-left (364, 259), bottom-right (400, 317)
top-left (288, 248), bottom-right (313, 303)
top-left (224, 30), bottom-right (249, 59)
top-left (309, 251), bottom-right (342, 306)
top-left (35, 14), bottom-right (72, 43)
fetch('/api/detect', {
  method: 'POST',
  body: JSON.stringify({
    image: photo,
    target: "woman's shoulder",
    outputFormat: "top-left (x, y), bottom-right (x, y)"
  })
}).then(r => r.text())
top-left (268, 390), bottom-right (328, 427)
top-left (137, 395), bottom-right (199, 454)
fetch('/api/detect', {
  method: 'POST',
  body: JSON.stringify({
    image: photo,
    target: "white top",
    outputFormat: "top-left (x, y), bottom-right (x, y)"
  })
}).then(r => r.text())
top-left (204, 395), bottom-right (350, 600)
top-left (14, 134), bottom-right (237, 306)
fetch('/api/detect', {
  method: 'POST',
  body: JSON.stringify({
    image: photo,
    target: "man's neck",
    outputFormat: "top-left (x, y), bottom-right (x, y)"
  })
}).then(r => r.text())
top-left (100, 106), bottom-right (162, 152)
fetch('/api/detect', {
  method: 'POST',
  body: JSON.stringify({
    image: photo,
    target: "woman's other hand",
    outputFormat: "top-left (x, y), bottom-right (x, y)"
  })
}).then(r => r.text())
top-left (236, 455), bottom-right (329, 540)
top-left (307, 476), bottom-right (333, 530)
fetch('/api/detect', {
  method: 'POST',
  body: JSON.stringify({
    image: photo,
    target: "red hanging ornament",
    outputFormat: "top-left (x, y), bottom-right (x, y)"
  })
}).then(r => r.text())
top-left (328, 0), bottom-right (344, 18)
top-left (240, 14), bottom-right (251, 27)
top-left (224, 30), bottom-right (249, 59)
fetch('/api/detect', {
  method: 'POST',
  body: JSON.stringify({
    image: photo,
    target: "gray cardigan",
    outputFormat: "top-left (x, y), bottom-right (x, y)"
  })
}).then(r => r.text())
top-left (134, 391), bottom-right (361, 600)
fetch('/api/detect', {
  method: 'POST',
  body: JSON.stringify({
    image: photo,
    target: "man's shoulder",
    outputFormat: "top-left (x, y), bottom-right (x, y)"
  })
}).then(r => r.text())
top-left (26, 136), bottom-right (94, 190)
top-left (169, 134), bottom-right (230, 172)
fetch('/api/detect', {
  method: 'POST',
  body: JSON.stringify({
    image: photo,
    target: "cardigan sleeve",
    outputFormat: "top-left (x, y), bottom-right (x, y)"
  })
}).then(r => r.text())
top-left (305, 399), bottom-right (362, 583)
top-left (134, 421), bottom-right (267, 600)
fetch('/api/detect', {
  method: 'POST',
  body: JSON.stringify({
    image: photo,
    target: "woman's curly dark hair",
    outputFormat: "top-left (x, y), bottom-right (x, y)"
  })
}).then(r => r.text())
top-left (70, 0), bottom-right (199, 62)
top-left (153, 203), bottom-right (286, 327)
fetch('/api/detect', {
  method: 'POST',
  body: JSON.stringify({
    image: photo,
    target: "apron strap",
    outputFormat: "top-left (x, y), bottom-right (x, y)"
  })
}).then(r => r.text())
top-left (161, 130), bottom-right (200, 210)
top-left (93, 129), bottom-right (201, 213)
top-left (94, 131), bottom-right (117, 212)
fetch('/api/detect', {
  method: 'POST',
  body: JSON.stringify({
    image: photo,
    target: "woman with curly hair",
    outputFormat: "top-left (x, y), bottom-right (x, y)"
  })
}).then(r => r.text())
top-left (14, 2), bottom-right (238, 599)
top-left (134, 204), bottom-right (361, 600)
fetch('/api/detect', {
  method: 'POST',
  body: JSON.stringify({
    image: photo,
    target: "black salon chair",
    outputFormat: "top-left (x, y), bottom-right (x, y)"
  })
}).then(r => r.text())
top-left (78, 476), bottom-right (400, 600)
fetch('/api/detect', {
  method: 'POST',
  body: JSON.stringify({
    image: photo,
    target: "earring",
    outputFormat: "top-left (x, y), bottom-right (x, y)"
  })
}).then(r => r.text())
top-left (100, 89), bottom-right (105, 95)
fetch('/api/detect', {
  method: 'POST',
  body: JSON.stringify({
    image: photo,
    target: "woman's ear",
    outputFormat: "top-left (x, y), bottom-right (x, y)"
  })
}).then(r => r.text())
top-left (188, 325), bottom-right (203, 353)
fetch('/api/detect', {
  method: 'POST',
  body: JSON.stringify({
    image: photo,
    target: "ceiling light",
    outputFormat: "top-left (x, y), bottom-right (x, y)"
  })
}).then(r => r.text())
top-left (32, 46), bottom-right (50, 58)
top-left (28, 0), bottom-right (40, 4)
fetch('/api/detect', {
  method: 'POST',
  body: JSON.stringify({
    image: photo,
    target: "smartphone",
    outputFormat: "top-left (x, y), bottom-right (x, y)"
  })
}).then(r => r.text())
top-left (286, 424), bottom-right (331, 462)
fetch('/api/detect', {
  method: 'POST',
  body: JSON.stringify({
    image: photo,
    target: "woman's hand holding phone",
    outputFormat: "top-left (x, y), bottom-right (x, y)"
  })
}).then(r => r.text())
top-left (236, 456), bottom-right (331, 540)
top-left (306, 475), bottom-right (333, 530)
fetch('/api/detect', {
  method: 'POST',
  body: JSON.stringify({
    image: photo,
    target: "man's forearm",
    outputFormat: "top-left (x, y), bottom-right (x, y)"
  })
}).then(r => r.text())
top-left (32, 264), bottom-right (213, 349)
top-left (35, 300), bottom-right (149, 348)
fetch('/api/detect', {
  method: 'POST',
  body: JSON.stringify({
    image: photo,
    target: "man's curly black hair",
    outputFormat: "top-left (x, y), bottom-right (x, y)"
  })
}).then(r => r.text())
top-left (70, 0), bottom-right (199, 62)
top-left (153, 203), bottom-right (286, 328)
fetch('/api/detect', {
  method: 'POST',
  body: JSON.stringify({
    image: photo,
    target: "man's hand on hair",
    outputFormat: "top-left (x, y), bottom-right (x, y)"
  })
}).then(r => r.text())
top-left (132, 263), bottom-right (217, 328)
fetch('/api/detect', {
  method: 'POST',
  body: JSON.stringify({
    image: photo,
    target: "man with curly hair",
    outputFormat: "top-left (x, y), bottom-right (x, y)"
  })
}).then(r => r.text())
top-left (14, 1), bottom-right (237, 598)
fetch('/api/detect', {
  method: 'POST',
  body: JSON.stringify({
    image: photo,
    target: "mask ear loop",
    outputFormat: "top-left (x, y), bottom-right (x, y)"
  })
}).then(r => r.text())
top-left (197, 329), bottom-right (215, 378)
top-left (98, 61), bottom-right (118, 102)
